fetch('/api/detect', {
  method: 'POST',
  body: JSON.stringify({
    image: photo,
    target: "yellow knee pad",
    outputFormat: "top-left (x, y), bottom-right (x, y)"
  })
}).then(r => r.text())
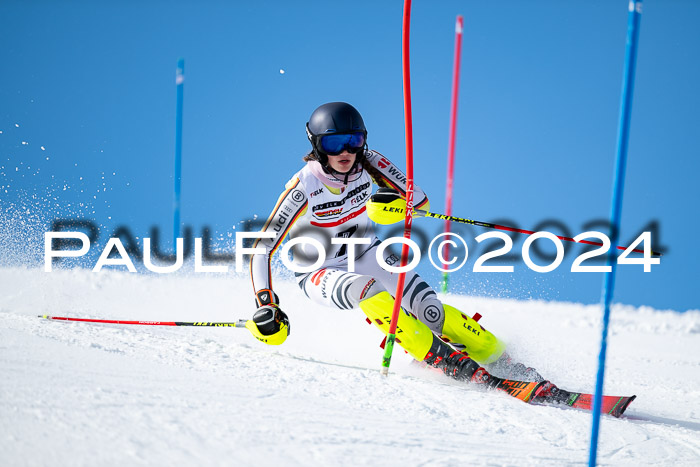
top-left (440, 304), bottom-right (506, 364)
top-left (359, 291), bottom-right (434, 361)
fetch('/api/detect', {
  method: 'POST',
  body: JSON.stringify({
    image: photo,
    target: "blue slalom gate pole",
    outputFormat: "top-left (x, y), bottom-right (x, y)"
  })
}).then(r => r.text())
top-left (589, 1), bottom-right (642, 465)
top-left (173, 58), bottom-right (185, 248)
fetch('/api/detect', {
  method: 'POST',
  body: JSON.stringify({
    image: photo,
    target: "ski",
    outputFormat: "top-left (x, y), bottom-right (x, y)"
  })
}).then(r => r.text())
top-left (533, 385), bottom-right (636, 418)
top-left (489, 376), bottom-right (636, 418)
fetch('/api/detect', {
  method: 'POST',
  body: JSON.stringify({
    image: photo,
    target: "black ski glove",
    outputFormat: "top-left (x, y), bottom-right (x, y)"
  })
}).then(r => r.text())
top-left (252, 304), bottom-right (290, 337)
top-left (370, 187), bottom-right (404, 203)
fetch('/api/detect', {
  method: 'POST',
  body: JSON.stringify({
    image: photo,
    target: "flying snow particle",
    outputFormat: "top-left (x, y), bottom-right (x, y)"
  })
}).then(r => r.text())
top-left (41, 146), bottom-right (45, 151)
top-left (280, 69), bottom-right (285, 74)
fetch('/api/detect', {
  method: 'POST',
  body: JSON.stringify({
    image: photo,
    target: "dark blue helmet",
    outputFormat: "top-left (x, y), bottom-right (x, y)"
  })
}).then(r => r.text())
top-left (306, 102), bottom-right (367, 166)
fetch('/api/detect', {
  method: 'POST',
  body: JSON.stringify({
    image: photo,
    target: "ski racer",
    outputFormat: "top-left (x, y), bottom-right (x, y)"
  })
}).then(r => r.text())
top-left (247, 102), bottom-right (543, 386)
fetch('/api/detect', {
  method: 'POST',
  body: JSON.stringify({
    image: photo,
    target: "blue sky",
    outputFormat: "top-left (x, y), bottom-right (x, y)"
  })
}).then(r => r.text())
top-left (1, 0), bottom-right (698, 312)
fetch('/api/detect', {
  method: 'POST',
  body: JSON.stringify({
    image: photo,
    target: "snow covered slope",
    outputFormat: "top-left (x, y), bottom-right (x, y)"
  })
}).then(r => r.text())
top-left (1, 268), bottom-right (699, 466)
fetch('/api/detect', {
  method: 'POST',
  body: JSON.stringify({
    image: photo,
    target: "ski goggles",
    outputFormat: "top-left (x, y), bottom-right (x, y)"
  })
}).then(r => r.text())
top-left (318, 132), bottom-right (366, 155)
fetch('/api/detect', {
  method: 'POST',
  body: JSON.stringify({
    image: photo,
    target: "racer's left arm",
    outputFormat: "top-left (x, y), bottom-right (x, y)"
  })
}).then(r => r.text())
top-left (363, 150), bottom-right (430, 211)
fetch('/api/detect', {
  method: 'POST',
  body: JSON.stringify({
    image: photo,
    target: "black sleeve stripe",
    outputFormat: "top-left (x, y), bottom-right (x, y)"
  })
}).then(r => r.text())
top-left (409, 281), bottom-right (431, 310)
top-left (269, 200), bottom-right (308, 255)
top-left (335, 273), bottom-right (354, 310)
top-left (402, 275), bottom-right (420, 299)
top-left (253, 177), bottom-right (302, 249)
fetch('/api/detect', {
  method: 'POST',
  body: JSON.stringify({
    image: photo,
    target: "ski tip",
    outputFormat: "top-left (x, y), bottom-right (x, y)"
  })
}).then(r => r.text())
top-left (621, 395), bottom-right (636, 415)
top-left (612, 395), bottom-right (637, 418)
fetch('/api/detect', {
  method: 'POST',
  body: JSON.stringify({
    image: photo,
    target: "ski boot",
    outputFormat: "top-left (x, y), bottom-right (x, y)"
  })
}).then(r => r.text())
top-left (417, 336), bottom-right (551, 403)
top-left (422, 338), bottom-right (500, 389)
top-left (422, 340), bottom-right (547, 403)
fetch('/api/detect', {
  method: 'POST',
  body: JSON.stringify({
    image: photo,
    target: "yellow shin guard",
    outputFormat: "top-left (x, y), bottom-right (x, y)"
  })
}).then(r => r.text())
top-left (359, 291), bottom-right (434, 361)
top-left (440, 304), bottom-right (506, 365)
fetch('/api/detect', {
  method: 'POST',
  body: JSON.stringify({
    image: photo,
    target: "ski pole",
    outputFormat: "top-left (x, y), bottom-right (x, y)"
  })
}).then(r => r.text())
top-left (39, 315), bottom-right (249, 328)
top-left (414, 209), bottom-right (661, 256)
top-left (366, 189), bottom-right (661, 257)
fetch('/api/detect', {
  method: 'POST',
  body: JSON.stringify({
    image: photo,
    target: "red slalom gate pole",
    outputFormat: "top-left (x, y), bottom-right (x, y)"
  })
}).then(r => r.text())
top-left (381, 0), bottom-right (415, 376)
top-left (441, 14), bottom-right (464, 294)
